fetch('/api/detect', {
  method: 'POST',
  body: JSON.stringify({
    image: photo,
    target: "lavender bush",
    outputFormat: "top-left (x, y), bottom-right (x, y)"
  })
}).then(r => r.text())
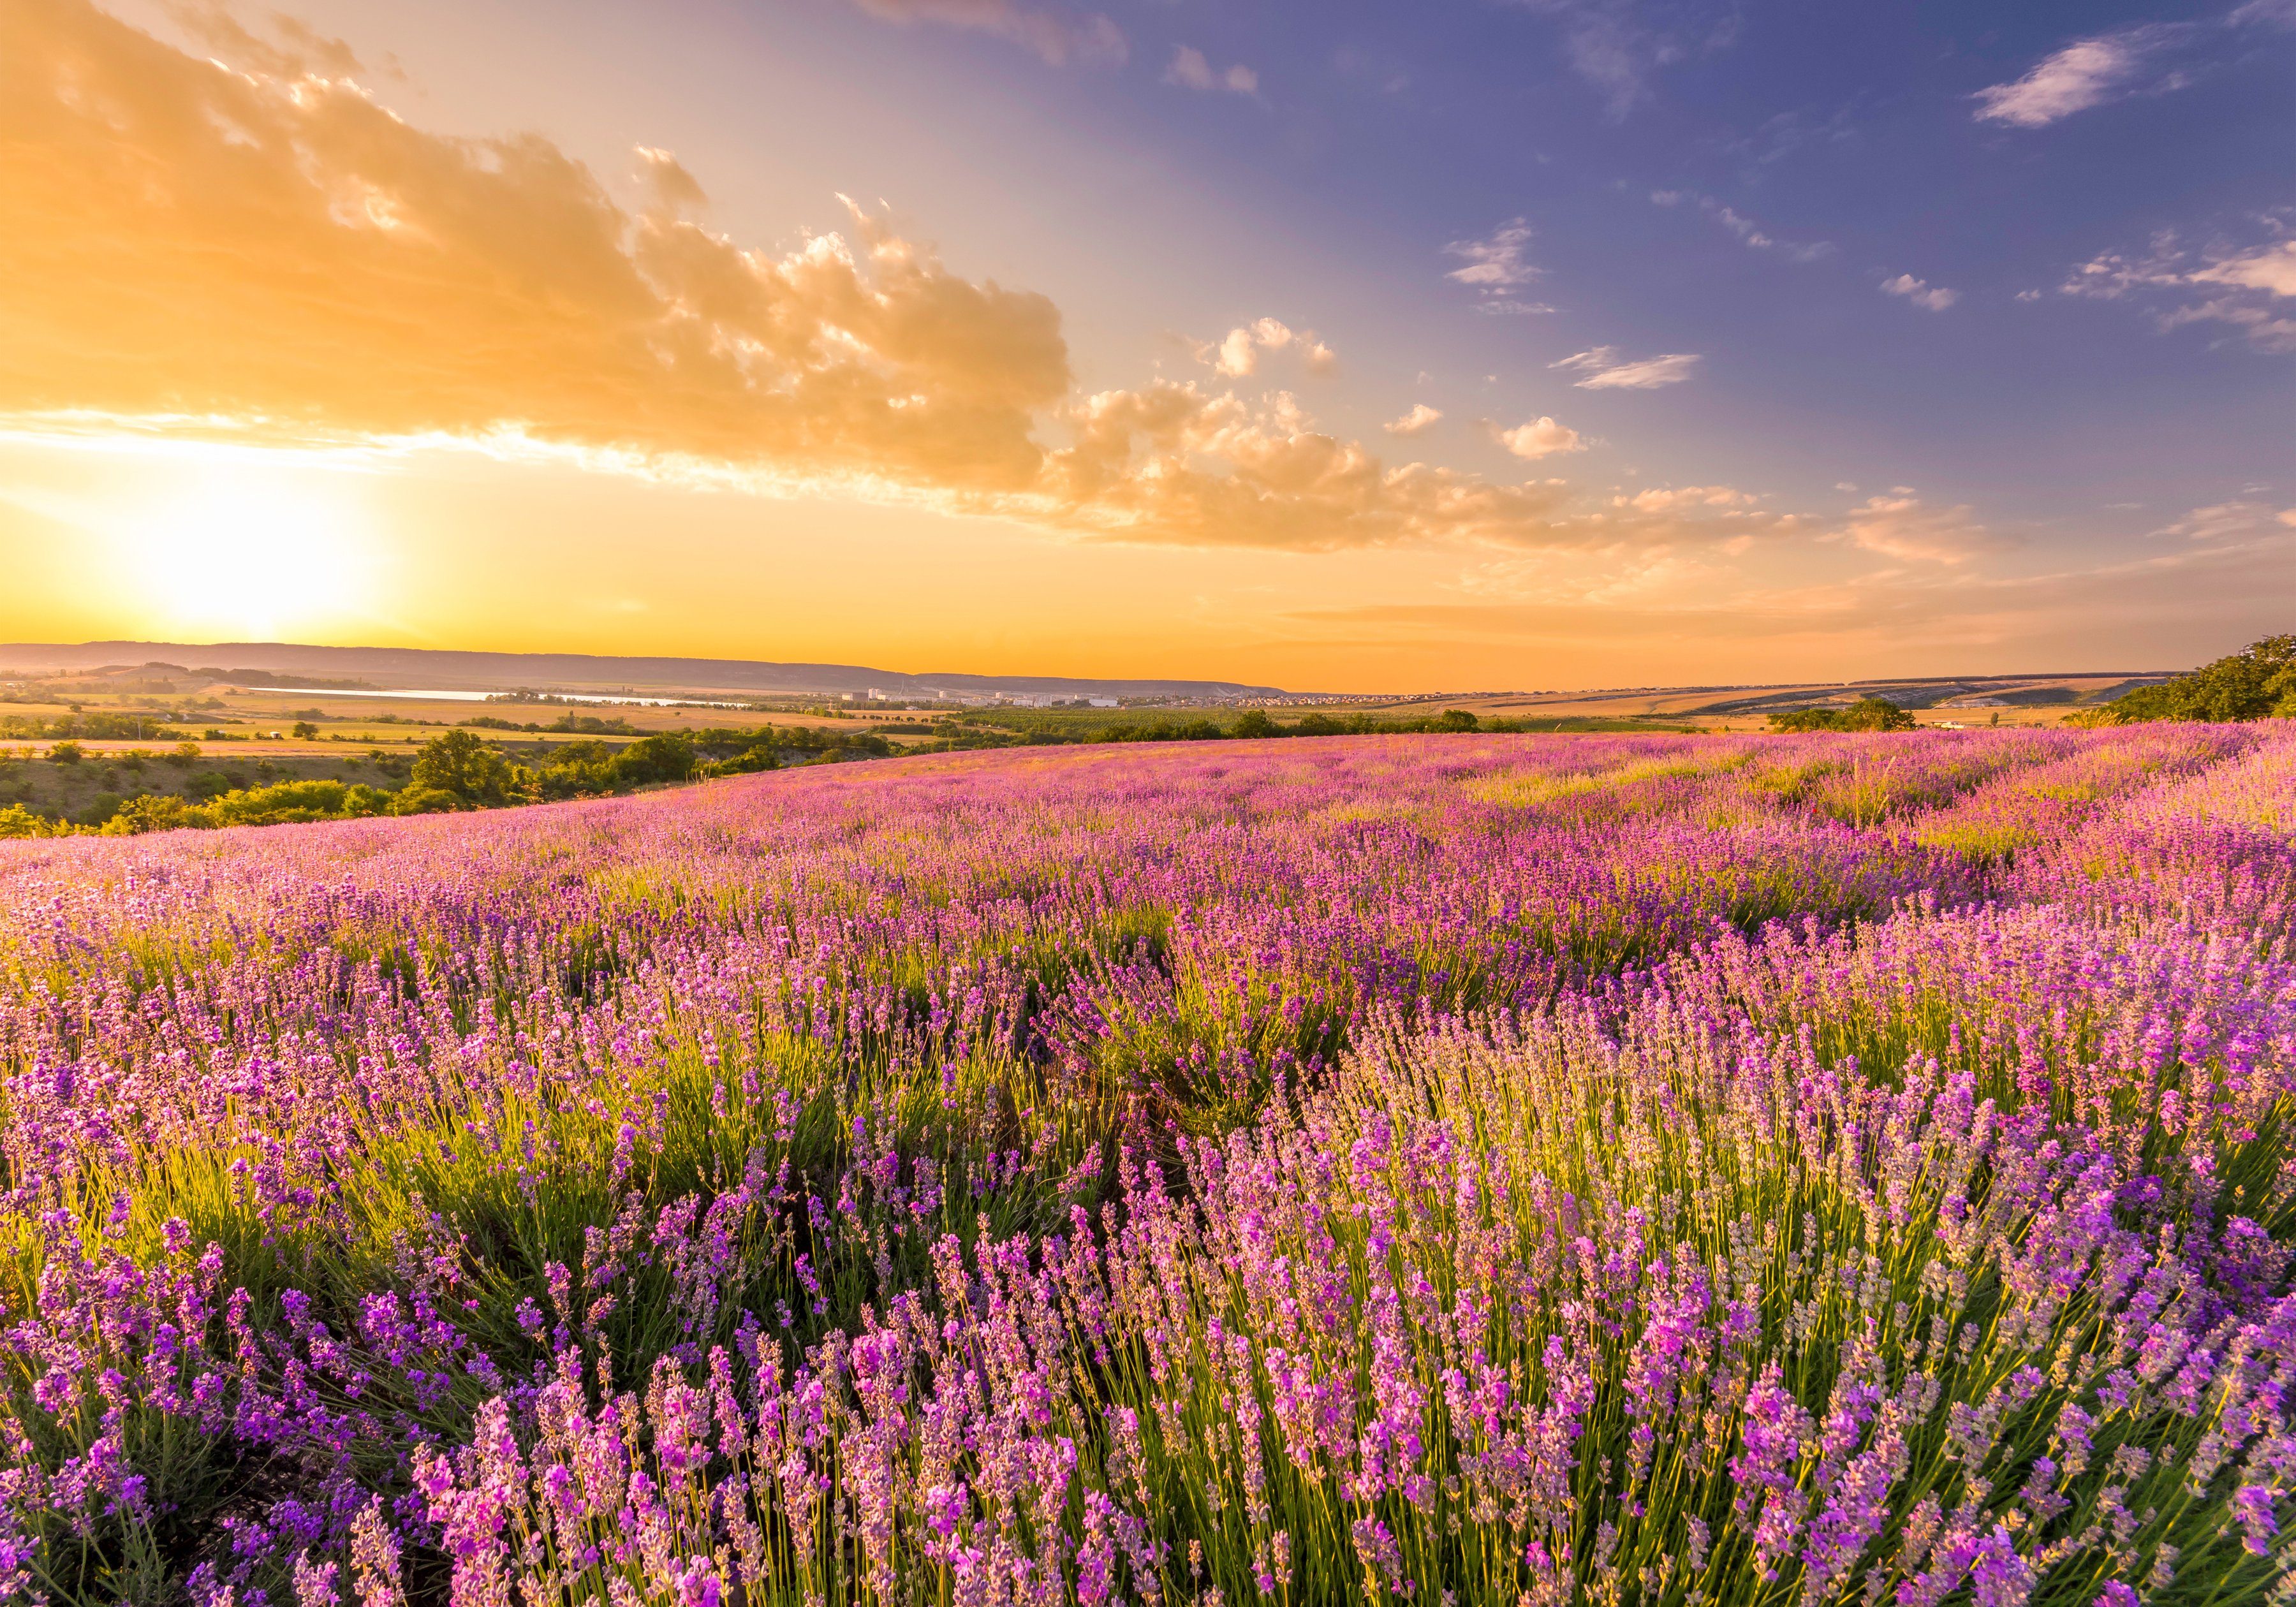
top-left (0, 728), bottom-right (2288, 1605)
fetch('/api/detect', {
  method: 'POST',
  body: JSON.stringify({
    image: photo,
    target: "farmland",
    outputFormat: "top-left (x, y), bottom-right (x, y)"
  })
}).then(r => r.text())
top-left (0, 726), bottom-right (2291, 1605)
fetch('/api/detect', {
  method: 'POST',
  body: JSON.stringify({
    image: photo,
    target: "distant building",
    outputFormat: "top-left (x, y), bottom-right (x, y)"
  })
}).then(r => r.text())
top-left (1088, 698), bottom-right (1119, 708)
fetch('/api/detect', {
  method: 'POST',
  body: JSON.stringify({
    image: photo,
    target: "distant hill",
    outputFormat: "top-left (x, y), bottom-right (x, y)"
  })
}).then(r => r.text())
top-left (0, 641), bottom-right (1286, 701)
top-left (1684, 674), bottom-right (2174, 717)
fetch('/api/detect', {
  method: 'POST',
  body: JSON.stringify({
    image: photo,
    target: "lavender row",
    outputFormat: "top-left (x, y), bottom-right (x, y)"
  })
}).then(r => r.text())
top-left (0, 726), bottom-right (2289, 1604)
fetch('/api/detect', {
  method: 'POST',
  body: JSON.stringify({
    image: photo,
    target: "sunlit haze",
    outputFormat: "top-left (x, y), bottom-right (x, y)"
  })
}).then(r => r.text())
top-left (2, 0), bottom-right (2290, 688)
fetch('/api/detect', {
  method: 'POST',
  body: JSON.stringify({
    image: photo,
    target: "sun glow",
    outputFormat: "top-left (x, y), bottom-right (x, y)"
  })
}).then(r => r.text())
top-left (115, 470), bottom-right (379, 640)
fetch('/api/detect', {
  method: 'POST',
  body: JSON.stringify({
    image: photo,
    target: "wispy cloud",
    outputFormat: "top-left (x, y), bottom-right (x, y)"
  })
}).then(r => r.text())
top-left (1165, 45), bottom-right (1257, 94)
top-left (1965, 3), bottom-right (2296, 132)
top-left (1972, 29), bottom-right (2166, 127)
top-left (2192, 239), bottom-right (2296, 298)
top-left (1383, 404), bottom-right (1444, 437)
top-left (847, 0), bottom-right (1126, 66)
top-left (1550, 348), bottom-right (1702, 389)
top-left (1837, 493), bottom-right (1992, 565)
top-left (1444, 219), bottom-right (1556, 315)
top-left (2061, 223), bottom-right (2296, 352)
top-left (1613, 485), bottom-right (1755, 513)
top-left (1650, 190), bottom-right (1832, 262)
top-left (1505, 0), bottom-right (1743, 118)
top-left (1445, 218), bottom-right (1538, 288)
top-left (2151, 499), bottom-right (2296, 541)
top-left (1881, 274), bottom-right (1959, 312)
top-left (1970, 6), bottom-right (2292, 130)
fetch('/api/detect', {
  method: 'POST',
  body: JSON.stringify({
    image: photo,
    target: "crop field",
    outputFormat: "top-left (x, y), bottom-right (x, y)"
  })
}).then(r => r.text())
top-left (1, 726), bottom-right (2292, 1606)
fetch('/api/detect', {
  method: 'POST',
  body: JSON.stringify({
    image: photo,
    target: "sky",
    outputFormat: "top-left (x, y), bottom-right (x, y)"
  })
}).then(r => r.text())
top-left (0, 0), bottom-right (2290, 691)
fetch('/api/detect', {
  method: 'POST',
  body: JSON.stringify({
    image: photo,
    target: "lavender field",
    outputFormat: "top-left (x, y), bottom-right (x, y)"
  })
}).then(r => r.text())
top-left (2, 727), bottom-right (2292, 1607)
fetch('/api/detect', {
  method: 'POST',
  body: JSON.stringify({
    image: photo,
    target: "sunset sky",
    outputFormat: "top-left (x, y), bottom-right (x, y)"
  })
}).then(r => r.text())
top-left (2, 0), bottom-right (2290, 691)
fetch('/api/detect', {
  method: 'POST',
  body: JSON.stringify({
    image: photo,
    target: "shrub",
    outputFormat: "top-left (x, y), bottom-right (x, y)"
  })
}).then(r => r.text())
top-left (101, 795), bottom-right (194, 835)
top-left (388, 784), bottom-right (466, 815)
top-left (710, 744), bottom-right (779, 777)
top-left (0, 802), bottom-right (57, 838)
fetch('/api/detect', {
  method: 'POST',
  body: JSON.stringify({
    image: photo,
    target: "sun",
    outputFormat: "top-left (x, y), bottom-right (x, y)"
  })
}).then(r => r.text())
top-left (119, 468), bottom-right (378, 641)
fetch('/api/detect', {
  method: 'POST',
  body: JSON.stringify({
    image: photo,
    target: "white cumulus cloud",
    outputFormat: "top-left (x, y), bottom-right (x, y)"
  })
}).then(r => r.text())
top-left (1882, 274), bottom-right (1959, 312)
top-left (1384, 404), bottom-right (1443, 437)
top-left (1202, 318), bottom-right (1334, 378)
top-left (1496, 416), bottom-right (1584, 459)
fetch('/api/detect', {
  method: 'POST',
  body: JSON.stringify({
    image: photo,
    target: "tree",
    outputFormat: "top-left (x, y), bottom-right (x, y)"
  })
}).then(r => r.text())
top-left (409, 729), bottom-right (522, 807)
top-left (1769, 698), bottom-right (1916, 733)
top-left (1232, 709), bottom-right (1279, 740)
top-left (291, 721), bottom-right (320, 740)
top-left (1435, 709), bottom-right (1480, 733)
top-left (608, 733), bottom-right (699, 788)
top-left (1842, 697), bottom-right (1917, 731)
top-left (47, 740), bottom-right (83, 765)
top-left (2088, 635), bottom-right (2296, 724)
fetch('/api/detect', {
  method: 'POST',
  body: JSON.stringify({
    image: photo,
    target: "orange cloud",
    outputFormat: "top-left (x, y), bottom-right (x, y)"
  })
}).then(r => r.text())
top-left (0, 0), bottom-right (1751, 556)
top-left (1, 0), bottom-right (1068, 486)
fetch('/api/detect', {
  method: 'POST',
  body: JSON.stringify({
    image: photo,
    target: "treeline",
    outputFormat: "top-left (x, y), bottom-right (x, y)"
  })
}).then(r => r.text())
top-left (940, 708), bottom-right (1516, 749)
top-left (1765, 697), bottom-right (1918, 733)
top-left (1099, 708), bottom-right (1485, 742)
top-left (460, 712), bottom-right (641, 735)
top-left (0, 779), bottom-right (393, 839)
top-left (2082, 634), bottom-right (2295, 724)
top-left (0, 725), bottom-right (899, 838)
top-left (0, 710), bottom-right (199, 740)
